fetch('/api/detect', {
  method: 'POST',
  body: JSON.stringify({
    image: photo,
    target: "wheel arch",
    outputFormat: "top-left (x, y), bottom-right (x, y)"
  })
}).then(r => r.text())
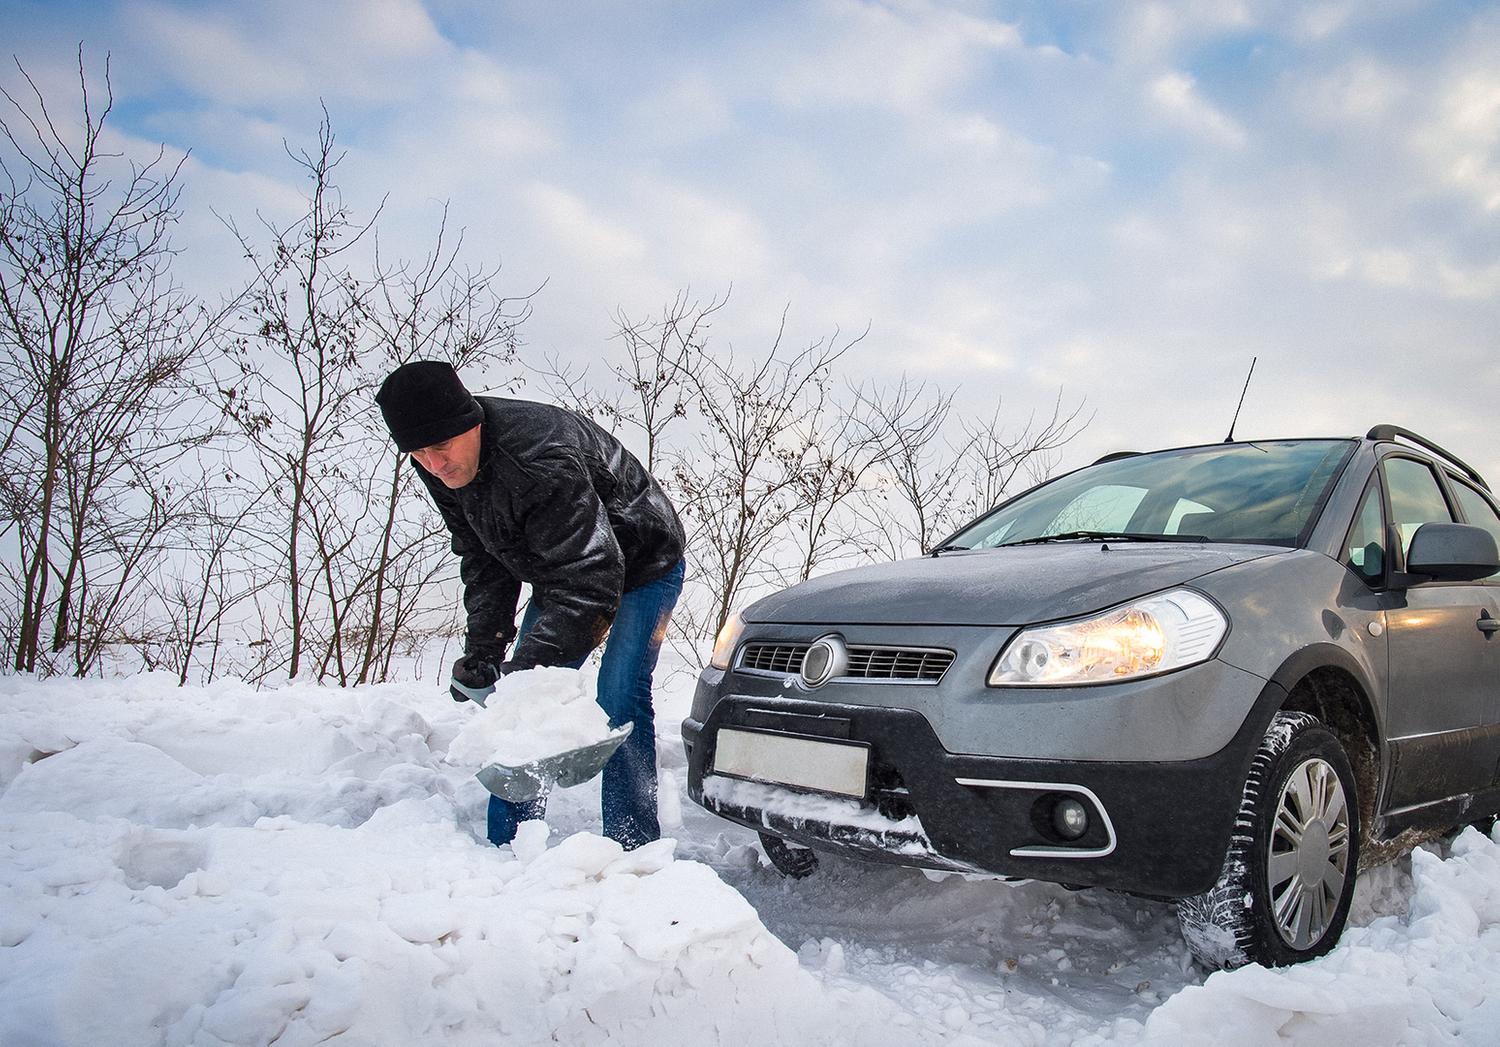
top-left (1266, 647), bottom-right (1383, 849)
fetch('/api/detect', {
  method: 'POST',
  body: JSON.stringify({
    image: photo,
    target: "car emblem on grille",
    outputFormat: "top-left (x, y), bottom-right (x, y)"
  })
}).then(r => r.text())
top-left (800, 635), bottom-right (849, 687)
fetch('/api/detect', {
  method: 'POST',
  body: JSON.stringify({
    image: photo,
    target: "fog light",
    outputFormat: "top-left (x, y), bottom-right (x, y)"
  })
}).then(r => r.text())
top-left (1053, 798), bottom-right (1089, 840)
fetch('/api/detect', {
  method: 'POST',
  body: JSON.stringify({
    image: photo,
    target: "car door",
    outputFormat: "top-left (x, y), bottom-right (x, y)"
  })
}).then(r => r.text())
top-left (1447, 474), bottom-right (1500, 760)
top-left (1382, 455), bottom-right (1500, 813)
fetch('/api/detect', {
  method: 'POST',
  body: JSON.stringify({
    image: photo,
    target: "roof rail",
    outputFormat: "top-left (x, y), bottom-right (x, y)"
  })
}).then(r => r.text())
top-left (1366, 425), bottom-right (1490, 492)
top-left (1093, 450), bottom-right (1141, 465)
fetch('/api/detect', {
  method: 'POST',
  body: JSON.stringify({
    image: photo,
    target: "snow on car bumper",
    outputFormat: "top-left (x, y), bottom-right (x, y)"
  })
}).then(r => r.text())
top-left (683, 689), bottom-right (1276, 898)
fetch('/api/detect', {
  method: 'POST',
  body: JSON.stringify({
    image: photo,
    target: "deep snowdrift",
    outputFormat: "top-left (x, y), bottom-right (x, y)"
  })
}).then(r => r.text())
top-left (2, 669), bottom-right (1499, 1045)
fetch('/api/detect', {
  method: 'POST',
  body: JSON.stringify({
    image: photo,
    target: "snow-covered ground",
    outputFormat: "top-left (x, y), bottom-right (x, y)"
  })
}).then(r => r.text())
top-left (3, 662), bottom-right (1500, 1045)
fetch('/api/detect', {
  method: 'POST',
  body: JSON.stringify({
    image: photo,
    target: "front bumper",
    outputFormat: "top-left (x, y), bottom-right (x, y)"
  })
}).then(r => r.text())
top-left (684, 688), bottom-right (1278, 898)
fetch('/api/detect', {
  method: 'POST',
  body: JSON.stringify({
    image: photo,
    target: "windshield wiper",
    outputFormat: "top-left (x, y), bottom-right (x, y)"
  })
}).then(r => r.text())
top-left (929, 543), bottom-right (969, 556)
top-left (1000, 530), bottom-right (1209, 547)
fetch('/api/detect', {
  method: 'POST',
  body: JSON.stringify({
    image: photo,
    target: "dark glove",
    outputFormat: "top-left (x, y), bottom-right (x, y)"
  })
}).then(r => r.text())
top-left (450, 654), bottom-right (533, 703)
top-left (451, 652), bottom-right (499, 704)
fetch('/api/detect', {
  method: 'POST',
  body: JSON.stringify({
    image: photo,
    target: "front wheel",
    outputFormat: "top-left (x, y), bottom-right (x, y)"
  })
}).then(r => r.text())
top-left (1176, 711), bottom-right (1360, 970)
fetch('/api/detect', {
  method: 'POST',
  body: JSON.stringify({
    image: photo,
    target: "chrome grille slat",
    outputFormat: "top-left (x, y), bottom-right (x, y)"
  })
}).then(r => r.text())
top-left (740, 642), bottom-right (811, 674)
top-left (739, 641), bottom-right (954, 682)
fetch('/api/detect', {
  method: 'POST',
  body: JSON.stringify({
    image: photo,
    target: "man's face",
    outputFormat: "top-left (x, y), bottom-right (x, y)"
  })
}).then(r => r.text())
top-left (410, 424), bottom-right (482, 488)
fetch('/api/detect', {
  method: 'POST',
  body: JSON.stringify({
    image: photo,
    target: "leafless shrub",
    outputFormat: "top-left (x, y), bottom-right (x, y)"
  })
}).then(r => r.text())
top-left (213, 114), bottom-right (528, 683)
top-left (0, 51), bottom-right (218, 676)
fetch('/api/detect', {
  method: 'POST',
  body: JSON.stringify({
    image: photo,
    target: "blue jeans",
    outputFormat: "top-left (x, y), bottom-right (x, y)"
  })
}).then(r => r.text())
top-left (486, 559), bottom-right (685, 850)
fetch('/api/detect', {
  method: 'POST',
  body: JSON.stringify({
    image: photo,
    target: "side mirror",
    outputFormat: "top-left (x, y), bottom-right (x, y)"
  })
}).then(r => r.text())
top-left (1405, 522), bottom-right (1500, 582)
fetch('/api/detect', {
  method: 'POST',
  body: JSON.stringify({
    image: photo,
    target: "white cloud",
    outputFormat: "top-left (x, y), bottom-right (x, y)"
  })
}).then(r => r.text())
top-left (1358, 247), bottom-right (1416, 288)
top-left (520, 182), bottom-right (648, 270)
top-left (1291, 1), bottom-right (1359, 43)
top-left (770, 0), bottom-right (1023, 114)
top-left (1147, 71), bottom-right (1248, 148)
top-left (1422, 71), bottom-right (1500, 212)
top-left (627, 75), bottom-right (733, 144)
top-left (1114, 1), bottom-right (1257, 65)
top-left (1022, 334), bottom-right (1111, 390)
top-left (628, 181), bottom-right (774, 289)
top-left (6, 0), bottom-right (1499, 488)
top-left (1298, 58), bottom-right (1407, 125)
top-left (449, 51), bottom-right (521, 108)
top-left (1438, 259), bottom-right (1500, 301)
top-left (124, 0), bottom-right (450, 106)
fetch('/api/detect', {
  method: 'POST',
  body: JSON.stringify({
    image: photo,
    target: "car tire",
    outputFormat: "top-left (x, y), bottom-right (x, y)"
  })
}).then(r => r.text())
top-left (759, 831), bottom-right (820, 878)
top-left (1176, 710), bottom-right (1360, 970)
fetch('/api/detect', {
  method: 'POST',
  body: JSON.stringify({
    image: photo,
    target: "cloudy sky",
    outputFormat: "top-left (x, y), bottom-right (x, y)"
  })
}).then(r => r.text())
top-left (7, 0), bottom-right (1500, 480)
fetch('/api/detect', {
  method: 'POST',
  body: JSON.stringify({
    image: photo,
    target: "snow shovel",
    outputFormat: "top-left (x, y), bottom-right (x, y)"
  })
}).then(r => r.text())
top-left (451, 678), bottom-right (498, 705)
top-left (474, 723), bottom-right (633, 803)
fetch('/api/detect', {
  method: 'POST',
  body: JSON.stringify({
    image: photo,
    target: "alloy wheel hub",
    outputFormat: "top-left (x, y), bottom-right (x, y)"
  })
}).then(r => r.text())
top-left (1267, 756), bottom-right (1350, 951)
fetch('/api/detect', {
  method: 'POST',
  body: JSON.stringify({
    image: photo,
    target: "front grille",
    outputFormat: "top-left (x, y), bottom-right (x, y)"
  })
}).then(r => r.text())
top-left (739, 642), bottom-right (811, 673)
top-left (846, 647), bottom-right (953, 681)
top-left (738, 642), bottom-right (955, 682)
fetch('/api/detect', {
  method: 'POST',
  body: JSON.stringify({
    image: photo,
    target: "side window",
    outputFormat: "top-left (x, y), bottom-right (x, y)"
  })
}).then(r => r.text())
top-left (1343, 483), bottom-right (1386, 584)
top-left (971, 519), bottom-right (1017, 549)
top-left (1166, 498), bottom-right (1215, 535)
top-left (1451, 480), bottom-right (1500, 549)
top-left (1046, 484), bottom-right (1147, 535)
top-left (1382, 457), bottom-right (1454, 560)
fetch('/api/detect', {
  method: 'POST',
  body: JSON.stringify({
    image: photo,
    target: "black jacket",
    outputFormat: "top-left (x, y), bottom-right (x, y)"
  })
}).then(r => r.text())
top-left (417, 397), bottom-right (685, 667)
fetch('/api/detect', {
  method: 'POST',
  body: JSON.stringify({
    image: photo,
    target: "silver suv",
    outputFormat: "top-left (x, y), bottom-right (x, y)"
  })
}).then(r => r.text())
top-left (683, 426), bottom-right (1500, 968)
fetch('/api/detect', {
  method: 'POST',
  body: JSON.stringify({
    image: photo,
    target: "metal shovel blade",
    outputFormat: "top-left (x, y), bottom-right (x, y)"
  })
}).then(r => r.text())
top-left (450, 679), bottom-right (496, 706)
top-left (474, 723), bottom-right (634, 803)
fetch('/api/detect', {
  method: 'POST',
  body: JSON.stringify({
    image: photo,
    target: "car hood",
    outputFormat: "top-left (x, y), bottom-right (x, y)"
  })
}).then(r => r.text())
top-left (745, 543), bottom-right (1284, 626)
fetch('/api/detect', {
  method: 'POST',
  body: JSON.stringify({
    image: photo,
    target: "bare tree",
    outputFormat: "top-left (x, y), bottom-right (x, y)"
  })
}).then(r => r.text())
top-left (216, 115), bottom-right (376, 679)
top-left (217, 115), bottom-right (528, 683)
top-left (0, 51), bottom-right (213, 675)
top-left (782, 371), bottom-right (881, 584)
top-left (956, 392), bottom-right (1091, 523)
top-left (671, 313), bottom-right (861, 656)
top-left (847, 378), bottom-right (969, 560)
top-left (533, 288), bottom-right (725, 473)
top-left (145, 479), bottom-right (271, 683)
top-left (847, 380), bottom-right (1089, 558)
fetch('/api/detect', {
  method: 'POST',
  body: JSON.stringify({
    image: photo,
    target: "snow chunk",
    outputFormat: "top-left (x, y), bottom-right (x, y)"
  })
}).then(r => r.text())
top-left (445, 667), bottom-right (620, 767)
top-left (597, 858), bottom-right (762, 962)
top-left (511, 819), bottom-right (552, 864)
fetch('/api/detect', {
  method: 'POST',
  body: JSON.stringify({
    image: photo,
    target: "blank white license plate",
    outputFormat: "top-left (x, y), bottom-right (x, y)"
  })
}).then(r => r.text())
top-left (712, 728), bottom-right (869, 798)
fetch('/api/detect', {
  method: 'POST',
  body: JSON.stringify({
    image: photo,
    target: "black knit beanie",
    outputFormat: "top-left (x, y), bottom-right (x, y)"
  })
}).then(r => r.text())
top-left (376, 361), bottom-right (484, 452)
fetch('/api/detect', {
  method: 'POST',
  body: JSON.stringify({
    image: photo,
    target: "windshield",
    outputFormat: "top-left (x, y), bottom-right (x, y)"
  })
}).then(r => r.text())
top-left (947, 440), bottom-right (1355, 549)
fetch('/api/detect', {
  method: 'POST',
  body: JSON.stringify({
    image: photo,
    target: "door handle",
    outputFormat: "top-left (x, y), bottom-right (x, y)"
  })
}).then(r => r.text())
top-left (1479, 613), bottom-right (1500, 635)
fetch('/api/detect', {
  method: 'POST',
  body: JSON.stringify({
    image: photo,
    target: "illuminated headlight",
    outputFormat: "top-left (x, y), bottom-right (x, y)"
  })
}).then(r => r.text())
top-left (989, 589), bottom-right (1227, 686)
top-left (710, 610), bottom-right (746, 670)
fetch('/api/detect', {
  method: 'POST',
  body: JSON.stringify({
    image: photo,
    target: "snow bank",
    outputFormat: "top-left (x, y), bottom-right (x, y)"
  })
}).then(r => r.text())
top-left (1112, 828), bottom-right (1500, 1045)
top-left (446, 666), bottom-right (620, 767)
top-left (8, 672), bottom-right (1500, 1045)
top-left (0, 674), bottom-right (923, 1046)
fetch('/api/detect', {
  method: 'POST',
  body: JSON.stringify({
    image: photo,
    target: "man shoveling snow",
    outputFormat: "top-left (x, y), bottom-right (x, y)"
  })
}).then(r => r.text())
top-left (376, 360), bottom-right (686, 850)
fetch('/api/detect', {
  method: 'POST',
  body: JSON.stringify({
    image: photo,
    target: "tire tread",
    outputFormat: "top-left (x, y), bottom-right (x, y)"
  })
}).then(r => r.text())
top-left (1176, 710), bottom-right (1335, 970)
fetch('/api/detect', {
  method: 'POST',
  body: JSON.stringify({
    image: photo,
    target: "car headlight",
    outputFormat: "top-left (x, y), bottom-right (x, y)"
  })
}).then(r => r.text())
top-left (710, 610), bottom-right (746, 670)
top-left (989, 588), bottom-right (1227, 686)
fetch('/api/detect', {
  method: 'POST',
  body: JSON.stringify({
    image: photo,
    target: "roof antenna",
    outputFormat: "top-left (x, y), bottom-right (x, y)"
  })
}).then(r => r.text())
top-left (1225, 357), bottom-right (1257, 443)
